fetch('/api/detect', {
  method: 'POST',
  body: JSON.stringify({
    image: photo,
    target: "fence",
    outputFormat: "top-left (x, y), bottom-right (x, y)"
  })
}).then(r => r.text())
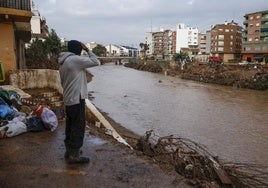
top-left (0, 0), bottom-right (31, 11)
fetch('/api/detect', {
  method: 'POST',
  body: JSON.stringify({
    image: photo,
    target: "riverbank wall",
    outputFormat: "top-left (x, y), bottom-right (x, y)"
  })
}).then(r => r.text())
top-left (125, 61), bottom-right (268, 90)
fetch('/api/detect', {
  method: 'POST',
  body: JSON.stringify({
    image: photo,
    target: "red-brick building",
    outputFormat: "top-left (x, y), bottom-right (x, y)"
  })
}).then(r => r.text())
top-left (242, 10), bottom-right (268, 63)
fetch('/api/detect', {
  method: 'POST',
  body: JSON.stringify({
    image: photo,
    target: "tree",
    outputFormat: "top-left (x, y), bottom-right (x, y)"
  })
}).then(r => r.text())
top-left (26, 29), bottom-right (62, 69)
top-left (44, 29), bottom-right (61, 60)
top-left (173, 51), bottom-right (189, 62)
top-left (92, 44), bottom-right (106, 57)
top-left (139, 43), bottom-right (149, 52)
top-left (139, 43), bottom-right (149, 59)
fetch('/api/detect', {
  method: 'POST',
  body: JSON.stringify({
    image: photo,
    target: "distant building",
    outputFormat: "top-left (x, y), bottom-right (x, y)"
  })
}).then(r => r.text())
top-left (198, 32), bottom-right (207, 54)
top-left (205, 30), bottom-right (211, 54)
top-left (152, 31), bottom-right (164, 60)
top-left (241, 10), bottom-right (268, 63)
top-left (176, 23), bottom-right (199, 58)
top-left (0, 0), bottom-right (32, 83)
top-left (210, 20), bottom-right (243, 63)
top-left (147, 29), bottom-right (175, 60)
top-left (31, 9), bottom-right (48, 38)
top-left (106, 44), bottom-right (138, 57)
top-left (145, 32), bottom-right (154, 57)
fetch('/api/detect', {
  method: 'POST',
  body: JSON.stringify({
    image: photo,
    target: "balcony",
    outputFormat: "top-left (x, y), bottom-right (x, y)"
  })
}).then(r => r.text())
top-left (261, 32), bottom-right (268, 37)
top-left (261, 17), bottom-right (268, 23)
top-left (0, 0), bottom-right (31, 22)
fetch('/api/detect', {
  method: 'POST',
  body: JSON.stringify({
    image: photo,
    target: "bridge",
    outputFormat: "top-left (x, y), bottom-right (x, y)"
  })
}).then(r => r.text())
top-left (82, 55), bottom-right (138, 64)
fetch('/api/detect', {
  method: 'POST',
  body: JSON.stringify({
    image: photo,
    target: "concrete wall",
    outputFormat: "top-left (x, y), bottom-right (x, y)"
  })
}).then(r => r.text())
top-left (0, 23), bottom-right (16, 83)
top-left (9, 69), bottom-right (63, 94)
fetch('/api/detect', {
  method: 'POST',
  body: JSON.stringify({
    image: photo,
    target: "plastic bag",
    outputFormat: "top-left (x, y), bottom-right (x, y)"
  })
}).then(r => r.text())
top-left (0, 89), bottom-right (21, 106)
top-left (27, 116), bottom-right (45, 132)
top-left (41, 108), bottom-right (58, 132)
top-left (0, 121), bottom-right (27, 138)
top-left (0, 104), bottom-right (14, 119)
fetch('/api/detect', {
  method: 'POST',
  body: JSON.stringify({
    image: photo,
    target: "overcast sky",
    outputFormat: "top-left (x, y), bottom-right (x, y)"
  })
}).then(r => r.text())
top-left (33, 0), bottom-right (267, 48)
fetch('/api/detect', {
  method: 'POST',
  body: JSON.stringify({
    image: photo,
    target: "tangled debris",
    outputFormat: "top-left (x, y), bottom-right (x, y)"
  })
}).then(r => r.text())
top-left (136, 130), bottom-right (268, 188)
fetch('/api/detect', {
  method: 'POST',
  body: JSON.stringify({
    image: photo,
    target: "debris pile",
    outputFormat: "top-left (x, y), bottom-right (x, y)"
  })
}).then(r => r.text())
top-left (136, 130), bottom-right (268, 187)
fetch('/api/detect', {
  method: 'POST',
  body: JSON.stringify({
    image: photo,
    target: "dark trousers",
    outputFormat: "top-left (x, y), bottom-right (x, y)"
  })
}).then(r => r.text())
top-left (65, 99), bottom-right (86, 151)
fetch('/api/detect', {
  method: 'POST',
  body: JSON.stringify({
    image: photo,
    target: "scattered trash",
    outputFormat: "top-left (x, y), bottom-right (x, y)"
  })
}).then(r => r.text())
top-left (136, 130), bottom-right (268, 187)
top-left (95, 121), bottom-right (101, 128)
top-left (104, 129), bottom-right (112, 136)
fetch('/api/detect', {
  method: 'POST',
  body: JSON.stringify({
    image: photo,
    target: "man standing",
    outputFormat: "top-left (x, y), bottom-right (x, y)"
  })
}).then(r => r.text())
top-left (58, 40), bottom-right (100, 164)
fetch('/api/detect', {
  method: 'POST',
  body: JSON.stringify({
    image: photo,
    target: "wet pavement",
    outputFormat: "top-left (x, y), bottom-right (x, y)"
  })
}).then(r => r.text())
top-left (0, 120), bottom-right (190, 188)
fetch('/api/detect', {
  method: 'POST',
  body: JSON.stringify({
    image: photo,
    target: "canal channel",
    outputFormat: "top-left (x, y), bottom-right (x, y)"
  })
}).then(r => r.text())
top-left (87, 64), bottom-right (268, 165)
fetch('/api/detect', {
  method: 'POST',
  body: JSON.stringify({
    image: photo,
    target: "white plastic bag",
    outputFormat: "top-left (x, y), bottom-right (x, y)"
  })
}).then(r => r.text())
top-left (41, 108), bottom-right (58, 132)
top-left (0, 121), bottom-right (27, 138)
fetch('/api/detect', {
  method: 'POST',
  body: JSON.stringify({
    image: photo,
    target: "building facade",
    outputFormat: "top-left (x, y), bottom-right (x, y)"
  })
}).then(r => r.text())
top-left (145, 32), bottom-right (154, 57)
top-left (106, 44), bottom-right (138, 57)
top-left (31, 9), bottom-right (48, 38)
top-left (0, 0), bottom-right (32, 83)
top-left (210, 20), bottom-right (243, 63)
top-left (242, 10), bottom-right (268, 63)
top-left (176, 23), bottom-right (198, 53)
top-left (198, 32), bottom-right (207, 54)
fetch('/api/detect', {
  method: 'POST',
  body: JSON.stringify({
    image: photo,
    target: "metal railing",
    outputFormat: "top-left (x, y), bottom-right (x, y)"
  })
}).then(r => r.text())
top-left (0, 0), bottom-right (31, 11)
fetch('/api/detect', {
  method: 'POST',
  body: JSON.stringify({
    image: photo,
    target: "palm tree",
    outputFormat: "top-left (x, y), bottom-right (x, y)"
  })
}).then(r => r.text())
top-left (139, 43), bottom-right (149, 59)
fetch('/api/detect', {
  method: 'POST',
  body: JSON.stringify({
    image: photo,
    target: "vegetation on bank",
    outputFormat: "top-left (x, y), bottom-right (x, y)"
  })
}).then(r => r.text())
top-left (125, 61), bottom-right (268, 90)
top-left (25, 30), bottom-right (106, 70)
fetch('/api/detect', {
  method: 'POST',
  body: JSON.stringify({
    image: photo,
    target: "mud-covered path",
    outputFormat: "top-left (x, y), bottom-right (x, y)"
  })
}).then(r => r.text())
top-left (0, 121), bottom-right (190, 188)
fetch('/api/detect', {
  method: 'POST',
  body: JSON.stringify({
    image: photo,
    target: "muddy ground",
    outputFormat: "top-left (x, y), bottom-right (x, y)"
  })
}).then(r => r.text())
top-left (0, 118), bottom-right (194, 188)
top-left (125, 61), bottom-right (268, 90)
top-left (0, 87), bottom-right (193, 188)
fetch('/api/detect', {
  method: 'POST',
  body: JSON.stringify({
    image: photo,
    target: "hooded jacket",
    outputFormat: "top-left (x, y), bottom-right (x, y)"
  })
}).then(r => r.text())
top-left (58, 51), bottom-right (100, 106)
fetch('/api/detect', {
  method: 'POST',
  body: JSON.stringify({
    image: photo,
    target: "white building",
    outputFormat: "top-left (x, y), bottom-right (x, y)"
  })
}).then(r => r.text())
top-left (106, 44), bottom-right (138, 57)
top-left (176, 23), bottom-right (198, 52)
top-left (30, 9), bottom-right (48, 38)
top-left (145, 32), bottom-right (153, 56)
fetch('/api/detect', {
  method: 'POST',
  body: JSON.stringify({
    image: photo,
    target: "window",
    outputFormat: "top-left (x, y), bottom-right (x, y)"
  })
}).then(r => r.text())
top-left (218, 35), bottom-right (224, 40)
top-left (245, 46), bottom-right (251, 51)
top-left (255, 37), bottom-right (259, 41)
top-left (218, 47), bottom-right (223, 51)
top-left (218, 41), bottom-right (224, 46)
top-left (256, 23), bottom-right (260, 26)
top-left (230, 41), bottom-right (233, 45)
top-left (248, 38), bottom-right (252, 42)
top-left (256, 15), bottom-right (260, 19)
top-left (250, 16), bottom-right (253, 20)
top-left (254, 45), bottom-right (260, 51)
top-left (230, 35), bottom-right (233, 39)
top-left (225, 29), bottom-right (230, 32)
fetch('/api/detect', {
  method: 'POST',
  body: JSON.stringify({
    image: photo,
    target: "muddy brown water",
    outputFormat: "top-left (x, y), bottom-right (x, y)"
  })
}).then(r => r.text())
top-left (87, 64), bottom-right (268, 165)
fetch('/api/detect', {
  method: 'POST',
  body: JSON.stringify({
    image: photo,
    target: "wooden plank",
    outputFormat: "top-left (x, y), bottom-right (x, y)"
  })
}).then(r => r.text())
top-left (85, 99), bottom-right (133, 150)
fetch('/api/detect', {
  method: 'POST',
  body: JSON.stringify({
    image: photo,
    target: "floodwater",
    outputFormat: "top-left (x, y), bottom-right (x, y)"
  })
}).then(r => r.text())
top-left (87, 64), bottom-right (268, 165)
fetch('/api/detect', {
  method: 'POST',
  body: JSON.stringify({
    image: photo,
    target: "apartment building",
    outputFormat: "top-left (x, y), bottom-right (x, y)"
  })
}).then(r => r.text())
top-left (0, 0), bottom-right (32, 83)
top-left (145, 32), bottom-right (154, 57)
top-left (205, 30), bottom-right (211, 54)
top-left (210, 20), bottom-right (243, 62)
top-left (198, 32), bottom-right (207, 54)
top-left (31, 9), bottom-right (48, 38)
top-left (176, 23), bottom-right (199, 58)
top-left (145, 29), bottom-right (175, 60)
top-left (106, 44), bottom-right (138, 57)
top-left (242, 10), bottom-right (268, 62)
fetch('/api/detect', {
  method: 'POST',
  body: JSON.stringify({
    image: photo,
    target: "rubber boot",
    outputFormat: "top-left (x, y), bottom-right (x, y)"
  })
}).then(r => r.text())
top-left (65, 149), bottom-right (83, 159)
top-left (67, 149), bottom-right (90, 164)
